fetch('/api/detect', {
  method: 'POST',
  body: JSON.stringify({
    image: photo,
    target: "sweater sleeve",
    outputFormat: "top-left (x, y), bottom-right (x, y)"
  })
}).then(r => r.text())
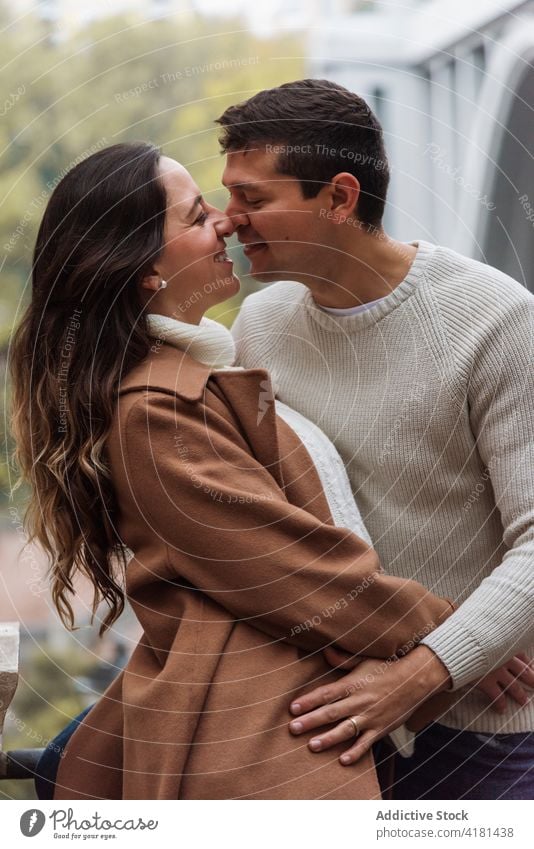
top-left (422, 294), bottom-right (534, 688)
top-left (124, 391), bottom-right (452, 659)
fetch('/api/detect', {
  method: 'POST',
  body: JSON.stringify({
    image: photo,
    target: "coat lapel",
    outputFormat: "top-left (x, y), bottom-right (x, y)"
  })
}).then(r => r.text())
top-left (118, 344), bottom-right (285, 491)
top-left (118, 344), bottom-right (212, 402)
top-left (210, 369), bottom-right (285, 491)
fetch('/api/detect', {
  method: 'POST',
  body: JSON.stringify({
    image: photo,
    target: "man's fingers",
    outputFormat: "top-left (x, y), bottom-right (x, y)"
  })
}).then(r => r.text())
top-left (498, 670), bottom-right (529, 706)
top-left (289, 698), bottom-right (352, 734)
top-left (503, 680), bottom-right (529, 706)
top-left (509, 657), bottom-right (534, 688)
top-left (323, 646), bottom-right (362, 670)
top-left (290, 681), bottom-right (354, 716)
top-left (307, 716), bottom-right (365, 752)
top-left (338, 730), bottom-right (378, 765)
top-left (478, 680), bottom-right (507, 713)
top-left (490, 690), bottom-right (507, 713)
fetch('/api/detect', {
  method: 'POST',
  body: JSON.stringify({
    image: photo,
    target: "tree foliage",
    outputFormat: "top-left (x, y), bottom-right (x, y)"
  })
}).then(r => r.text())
top-left (0, 6), bottom-right (304, 505)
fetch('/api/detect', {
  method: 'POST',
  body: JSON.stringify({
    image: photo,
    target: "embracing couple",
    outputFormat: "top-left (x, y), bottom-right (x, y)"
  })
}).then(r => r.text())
top-left (11, 79), bottom-right (534, 800)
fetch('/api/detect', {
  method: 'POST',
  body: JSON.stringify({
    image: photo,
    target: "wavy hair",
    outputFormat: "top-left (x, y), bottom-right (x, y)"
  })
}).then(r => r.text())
top-left (10, 141), bottom-right (167, 634)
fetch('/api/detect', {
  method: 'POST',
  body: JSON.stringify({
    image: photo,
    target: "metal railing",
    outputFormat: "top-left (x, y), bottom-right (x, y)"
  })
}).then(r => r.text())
top-left (0, 622), bottom-right (44, 782)
top-left (0, 748), bottom-right (44, 780)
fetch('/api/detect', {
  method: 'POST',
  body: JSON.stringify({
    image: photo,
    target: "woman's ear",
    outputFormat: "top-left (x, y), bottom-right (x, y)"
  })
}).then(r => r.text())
top-left (139, 271), bottom-right (162, 293)
top-left (330, 172), bottom-right (361, 222)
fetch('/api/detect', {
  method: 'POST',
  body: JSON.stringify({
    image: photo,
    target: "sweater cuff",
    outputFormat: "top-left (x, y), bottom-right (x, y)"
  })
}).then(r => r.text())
top-left (421, 618), bottom-right (488, 690)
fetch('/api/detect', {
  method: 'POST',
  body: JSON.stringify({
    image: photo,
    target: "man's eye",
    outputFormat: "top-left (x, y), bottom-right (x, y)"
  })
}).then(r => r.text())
top-left (244, 198), bottom-right (262, 206)
top-left (195, 211), bottom-right (208, 225)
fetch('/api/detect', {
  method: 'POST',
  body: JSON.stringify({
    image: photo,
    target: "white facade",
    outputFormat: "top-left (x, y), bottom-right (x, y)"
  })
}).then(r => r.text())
top-left (28, 0), bottom-right (195, 33)
top-left (309, 0), bottom-right (534, 291)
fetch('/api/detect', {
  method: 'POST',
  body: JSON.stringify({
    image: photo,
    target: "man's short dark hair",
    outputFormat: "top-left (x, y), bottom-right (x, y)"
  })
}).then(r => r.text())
top-left (216, 78), bottom-right (390, 228)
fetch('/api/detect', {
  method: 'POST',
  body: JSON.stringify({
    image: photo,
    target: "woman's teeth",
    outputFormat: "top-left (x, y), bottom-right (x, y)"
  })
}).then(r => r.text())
top-left (214, 251), bottom-right (230, 263)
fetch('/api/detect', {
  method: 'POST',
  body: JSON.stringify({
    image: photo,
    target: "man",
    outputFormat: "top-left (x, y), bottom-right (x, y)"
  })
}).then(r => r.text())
top-left (218, 79), bottom-right (534, 799)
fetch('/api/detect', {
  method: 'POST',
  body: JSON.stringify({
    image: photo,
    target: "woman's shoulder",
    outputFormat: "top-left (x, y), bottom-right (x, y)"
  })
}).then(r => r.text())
top-left (107, 346), bottom-right (277, 485)
top-left (112, 343), bottom-right (273, 449)
top-left (117, 343), bottom-right (272, 412)
top-left (118, 343), bottom-right (212, 404)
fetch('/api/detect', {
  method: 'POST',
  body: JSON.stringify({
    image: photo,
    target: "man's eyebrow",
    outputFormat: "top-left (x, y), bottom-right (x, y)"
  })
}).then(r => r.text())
top-left (186, 194), bottom-right (202, 218)
top-left (222, 180), bottom-right (260, 191)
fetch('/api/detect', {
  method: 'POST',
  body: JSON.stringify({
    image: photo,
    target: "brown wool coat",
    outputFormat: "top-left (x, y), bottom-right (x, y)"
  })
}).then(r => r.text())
top-left (54, 343), bottom-right (454, 800)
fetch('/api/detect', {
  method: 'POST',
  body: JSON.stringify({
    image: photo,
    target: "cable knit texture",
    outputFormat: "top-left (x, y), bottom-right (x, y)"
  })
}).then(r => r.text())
top-left (232, 240), bottom-right (534, 734)
top-left (146, 313), bottom-right (236, 367)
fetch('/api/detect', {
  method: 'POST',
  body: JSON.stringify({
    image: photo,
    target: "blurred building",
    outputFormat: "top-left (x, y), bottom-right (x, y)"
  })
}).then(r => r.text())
top-left (0, 526), bottom-right (141, 665)
top-left (310, 0), bottom-right (534, 291)
top-left (14, 0), bottom-right (195, 35)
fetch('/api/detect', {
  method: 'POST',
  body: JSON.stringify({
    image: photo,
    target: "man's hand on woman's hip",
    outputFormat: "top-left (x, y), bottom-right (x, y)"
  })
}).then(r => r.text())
top-left (288, 646), bottom-right (534, 765)
top-left (475, 652), bottom-right (534, 712)
top-left (288, 645), bottom-right (450, 765)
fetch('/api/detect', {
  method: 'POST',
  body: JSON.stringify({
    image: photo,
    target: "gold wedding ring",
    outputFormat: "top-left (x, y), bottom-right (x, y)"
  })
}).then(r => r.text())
top-left (347, 716), bottom-right (359, 737)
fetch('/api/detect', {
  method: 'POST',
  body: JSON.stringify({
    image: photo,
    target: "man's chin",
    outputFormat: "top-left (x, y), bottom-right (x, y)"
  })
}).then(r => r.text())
top-left (245, 257), bottom-right (288, 284)
top-left (247, 268), bottom-right (285, 284)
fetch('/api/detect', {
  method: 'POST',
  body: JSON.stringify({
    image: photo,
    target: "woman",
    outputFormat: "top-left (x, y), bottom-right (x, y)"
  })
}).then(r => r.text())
top-left (10, 142), bottom-right (456, 799)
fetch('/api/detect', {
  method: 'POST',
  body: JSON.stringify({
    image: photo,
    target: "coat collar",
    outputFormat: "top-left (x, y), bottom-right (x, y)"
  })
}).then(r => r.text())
top-left (118, 342), bottom-right (213, 402)
top-left (118, 342), bottom-right (284, 488)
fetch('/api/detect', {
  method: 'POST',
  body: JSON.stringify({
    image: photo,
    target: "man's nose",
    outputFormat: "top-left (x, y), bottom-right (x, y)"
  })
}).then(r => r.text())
top-left (224, 196), bottom-right (250, 229)
top-left (213, 211), bottom-right (235, 238)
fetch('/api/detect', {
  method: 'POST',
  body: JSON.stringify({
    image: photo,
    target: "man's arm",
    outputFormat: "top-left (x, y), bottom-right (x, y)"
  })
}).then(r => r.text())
top-left (420, 295), bottom-right (534, 689)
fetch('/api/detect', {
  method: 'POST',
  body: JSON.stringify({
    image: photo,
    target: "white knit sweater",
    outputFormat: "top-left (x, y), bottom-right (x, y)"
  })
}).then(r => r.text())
top-left (232, 240), bottom-right (534, 734)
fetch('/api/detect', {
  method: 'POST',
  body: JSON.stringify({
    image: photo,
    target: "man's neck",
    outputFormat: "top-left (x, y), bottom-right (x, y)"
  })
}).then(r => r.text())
top-left (308, 232), bottom-right (418, 310)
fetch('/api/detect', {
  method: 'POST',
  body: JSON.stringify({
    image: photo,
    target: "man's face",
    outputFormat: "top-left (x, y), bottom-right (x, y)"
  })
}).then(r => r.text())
top-left (222, 147), bottom-right (329, 284)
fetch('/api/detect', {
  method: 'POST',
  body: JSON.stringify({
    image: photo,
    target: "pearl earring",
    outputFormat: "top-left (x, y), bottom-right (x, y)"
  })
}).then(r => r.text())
top-left (159, 278), bottom-right (167, 290)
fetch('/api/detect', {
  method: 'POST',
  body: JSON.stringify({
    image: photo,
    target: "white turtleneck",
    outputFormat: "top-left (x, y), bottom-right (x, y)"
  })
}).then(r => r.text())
top-left (146, 313), bottom-right (237, 368)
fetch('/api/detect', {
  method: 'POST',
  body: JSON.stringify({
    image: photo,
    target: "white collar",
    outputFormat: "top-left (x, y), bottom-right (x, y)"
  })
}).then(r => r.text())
top-left (145, 313), bottom-right (236, 368)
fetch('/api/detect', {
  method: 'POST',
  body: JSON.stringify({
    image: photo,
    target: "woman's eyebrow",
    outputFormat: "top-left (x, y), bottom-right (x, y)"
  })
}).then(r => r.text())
top-left (186, 194), bottom-right (203, 218)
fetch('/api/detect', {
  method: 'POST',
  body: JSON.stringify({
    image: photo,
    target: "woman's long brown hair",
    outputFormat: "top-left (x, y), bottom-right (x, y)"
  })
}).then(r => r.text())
top-left (10, 141), bottom-right (167, 634)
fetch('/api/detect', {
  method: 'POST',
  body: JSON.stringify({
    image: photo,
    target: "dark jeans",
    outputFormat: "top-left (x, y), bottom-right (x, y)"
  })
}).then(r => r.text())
top-left (375, 722), bottom-right (534, 800)
top-left (35, 706), bottom-right (93, 799)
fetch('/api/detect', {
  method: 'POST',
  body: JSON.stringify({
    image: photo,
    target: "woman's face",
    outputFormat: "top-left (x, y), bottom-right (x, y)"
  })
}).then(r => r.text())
top-left (144, 156), bottom-right (239, 323)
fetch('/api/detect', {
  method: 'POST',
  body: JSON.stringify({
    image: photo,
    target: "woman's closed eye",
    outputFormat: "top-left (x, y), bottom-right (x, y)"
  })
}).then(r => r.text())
top-left (195, 210), bottom-right (208, 225)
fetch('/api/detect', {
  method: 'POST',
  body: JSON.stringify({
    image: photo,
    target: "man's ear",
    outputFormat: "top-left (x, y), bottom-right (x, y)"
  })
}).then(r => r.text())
top-left (329, 172), bottom-right (361, 222)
